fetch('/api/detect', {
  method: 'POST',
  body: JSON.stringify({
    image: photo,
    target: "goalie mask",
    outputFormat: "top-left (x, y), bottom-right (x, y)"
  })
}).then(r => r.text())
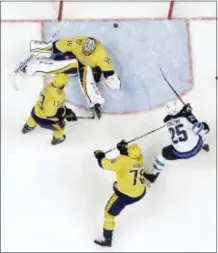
top-left (83, 37), bottom-right (96, 56)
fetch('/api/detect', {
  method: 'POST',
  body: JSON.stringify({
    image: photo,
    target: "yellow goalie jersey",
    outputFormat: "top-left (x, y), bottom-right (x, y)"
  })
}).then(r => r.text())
top-left (34, 84), bottom-right (66, 122)
top-left (101, 154), bottom-right (146, 198)
top-left (55, 36), bottom-right (115, 72)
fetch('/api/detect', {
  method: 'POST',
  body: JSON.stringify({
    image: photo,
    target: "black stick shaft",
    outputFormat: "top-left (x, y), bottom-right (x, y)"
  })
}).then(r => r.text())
top-left (127, 125), bottom-right (166, 143)
top-left (105, 125), bottom-right (166, 154)
top-left (160, 67), bottom-right (186, 105)
top-left (77, 116), bottom-right (95, 120)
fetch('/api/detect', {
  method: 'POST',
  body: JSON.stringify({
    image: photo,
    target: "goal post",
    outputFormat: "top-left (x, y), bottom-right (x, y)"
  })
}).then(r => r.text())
top-left (56, 1), bottom-right (175, 21)
top-left (57, 1), bottom-right (63, 21)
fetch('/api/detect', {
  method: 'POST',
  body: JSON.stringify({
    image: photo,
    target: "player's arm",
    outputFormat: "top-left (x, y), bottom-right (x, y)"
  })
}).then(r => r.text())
top-left (94, 150), bottom-right (123, 172)
top-left (99, 57), bottom-right (115, 75)
top-left (180, 104), bottom-right (210, 134)
top-left (93, 139), bottom-right (128, 170)
top-left (98, 50), bottom-right (121, 90)
top-left (52, 39), bottom-right (77, 60)
top-left (54, 39), bottom-right (73, 53)
top-left (101, 157), bottom-right (123, 172)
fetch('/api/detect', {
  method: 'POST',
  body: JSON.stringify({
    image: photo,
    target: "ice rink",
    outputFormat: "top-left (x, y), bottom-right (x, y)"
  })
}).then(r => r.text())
top-left (1, 2), bottom-right (217, 252)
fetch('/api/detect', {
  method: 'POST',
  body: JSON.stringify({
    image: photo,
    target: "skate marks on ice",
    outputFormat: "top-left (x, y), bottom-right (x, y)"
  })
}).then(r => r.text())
top-left (43, 20), bottom-right (191, 113)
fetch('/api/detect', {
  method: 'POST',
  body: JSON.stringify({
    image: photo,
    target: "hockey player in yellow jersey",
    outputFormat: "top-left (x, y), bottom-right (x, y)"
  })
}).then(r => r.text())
top-left (93, 140), bottom-right (146, 247)
top-left (25, 36), bottom-right (121, 119)
top-left (22, 73), bottom-right (77, 145)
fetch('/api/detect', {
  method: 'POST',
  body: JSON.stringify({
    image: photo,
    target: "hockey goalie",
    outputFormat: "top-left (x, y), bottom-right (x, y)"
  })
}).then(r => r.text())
top-left (24, 36), bottom-right (121, 119)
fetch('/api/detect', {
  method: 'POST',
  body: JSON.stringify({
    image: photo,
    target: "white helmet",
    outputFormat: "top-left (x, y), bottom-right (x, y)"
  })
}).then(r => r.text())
top-left (83, 37), bottom-right (96, 55)
top-left (165, 100), bottom-right (180, 116)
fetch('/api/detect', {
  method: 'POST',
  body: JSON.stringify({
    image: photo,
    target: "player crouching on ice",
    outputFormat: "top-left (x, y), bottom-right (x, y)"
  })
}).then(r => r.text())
top-left (94, 141), bottom-right (153, 247)
top-left (22, 73), bottom-right (77, 145)
top-left (23, 36), bottom-right (121, 119)
top-left (145, 101), bottom-right (210, 184)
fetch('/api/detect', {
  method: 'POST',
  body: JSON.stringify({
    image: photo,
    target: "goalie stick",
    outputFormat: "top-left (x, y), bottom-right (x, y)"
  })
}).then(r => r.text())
top-left (10, 21), bottom-right (69, 90)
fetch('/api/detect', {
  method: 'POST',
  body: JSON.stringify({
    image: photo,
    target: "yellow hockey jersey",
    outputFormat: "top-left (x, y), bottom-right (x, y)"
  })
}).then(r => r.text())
top-left (34, 83), bottom-right (66, 122)
top-left (102, 155), bottom-right (146, 198)
top-left (55, 36), bottom-right (115, 72)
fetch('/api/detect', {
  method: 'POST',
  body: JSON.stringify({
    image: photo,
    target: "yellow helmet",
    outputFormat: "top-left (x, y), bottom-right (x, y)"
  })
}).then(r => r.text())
top-left (128, 144), bottom-right (141, 159)
top-left (53, 73), bottom-right (69, 88)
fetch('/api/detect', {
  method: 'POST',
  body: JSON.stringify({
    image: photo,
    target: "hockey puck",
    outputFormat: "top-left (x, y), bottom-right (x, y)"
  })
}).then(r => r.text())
top-left (216, 76), bottom-right (218, 80)
top-left (113, 23), bottom-right (118, 28)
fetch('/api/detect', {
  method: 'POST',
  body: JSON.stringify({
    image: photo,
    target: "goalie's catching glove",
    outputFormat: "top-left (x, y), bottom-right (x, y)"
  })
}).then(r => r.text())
top-left (105, 73), bottom-right (121, 90)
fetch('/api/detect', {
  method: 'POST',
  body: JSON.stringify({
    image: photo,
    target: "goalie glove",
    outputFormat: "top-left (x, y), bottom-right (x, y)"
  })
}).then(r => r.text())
top-left (105, 73), bottom-right (121, 90)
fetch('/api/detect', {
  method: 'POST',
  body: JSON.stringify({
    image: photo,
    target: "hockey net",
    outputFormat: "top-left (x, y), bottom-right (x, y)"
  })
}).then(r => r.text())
top-left (54, 1), bottom-right (175, 21)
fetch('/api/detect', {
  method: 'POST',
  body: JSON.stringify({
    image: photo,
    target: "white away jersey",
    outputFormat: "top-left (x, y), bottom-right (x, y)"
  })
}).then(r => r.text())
top-left (164, 111), bottom-right (200, 153)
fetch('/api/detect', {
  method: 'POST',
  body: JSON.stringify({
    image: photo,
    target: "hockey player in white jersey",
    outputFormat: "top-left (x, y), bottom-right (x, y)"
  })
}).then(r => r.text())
top-left (144, 101), bottom-right (210, 184)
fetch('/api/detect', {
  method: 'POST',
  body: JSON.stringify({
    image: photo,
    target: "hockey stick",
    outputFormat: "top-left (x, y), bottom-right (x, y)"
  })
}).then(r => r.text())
top-left (160, 67), bottom-right (186, 106)
top-left (77, 115), bottom-right (95, 120)
top-left (10, 21), bottom-right (69, 90)
top-left (159, 68), bottom-right (210, 152)
top-left (105, 125), bottom-right (166, 154)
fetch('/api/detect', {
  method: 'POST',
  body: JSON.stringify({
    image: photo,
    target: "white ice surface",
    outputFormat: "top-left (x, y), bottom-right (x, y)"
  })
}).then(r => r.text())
top-left (172, 2), bottom-right (216, 18)
top-left (1, 1), bottom-right (216, 20)
top-left (1, 14), bottom-right (216, 253)
top-left (1, 2), bottom-right (59, 20)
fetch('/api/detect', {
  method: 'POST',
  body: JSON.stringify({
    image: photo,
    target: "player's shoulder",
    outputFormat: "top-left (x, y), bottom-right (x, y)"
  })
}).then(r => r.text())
top-left (164, 114), bottom-right (173, 123)
top-left (164, 111), bottom-right (191, 123)
top-left (73, 36), bottom-right (87, 43)
top-left (46, 84), bottom-right (64, 97)
top-left (132, 155), bottom-right (145, 166)
top-left (121, 155), bottom-right (142, 165)
top-left (138, 154), bottom-right (145, 164)
top-left (96, 41), bottom-right (107, 54)
top-left (112, 155), bottom-right (130, 165)
top-left (115, 155), bottom-right (127, 162)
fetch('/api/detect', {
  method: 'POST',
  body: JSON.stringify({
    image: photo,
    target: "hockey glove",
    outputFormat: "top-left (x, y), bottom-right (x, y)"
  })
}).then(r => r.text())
top-left (182, 103), bottom-right (192, 113)
top-left (117, 140), bottom-right (128, 155)
top-left (94, 150), bottom-right (105, 167)
top-left (202, 122), bottom-right (210, 133)
top-left (144, 172), bottom-right (160, 184)
top-left (202, 144), bottom-right (210, 152)
top-left (193, 122), bottom-right (210, 135)
top-left (105, 73), bottom-right (121, 90)
top-left (65, 107), bottom-right (77, 121)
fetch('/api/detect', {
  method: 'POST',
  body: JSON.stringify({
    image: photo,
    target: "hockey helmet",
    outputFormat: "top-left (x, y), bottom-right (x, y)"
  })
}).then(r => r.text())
top-left (53, 73), bottom-right (69, 88)
top-left (83, 37), bottom-right (96, 55)
top-left (165, 100), bottom-right (180, 116)
top-left (128, 144), bottom-right (142, 159)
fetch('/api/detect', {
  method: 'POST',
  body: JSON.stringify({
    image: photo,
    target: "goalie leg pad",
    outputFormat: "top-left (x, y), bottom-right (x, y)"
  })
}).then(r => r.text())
top-left (26, 58), bottom-right (78, 76)
top-left (30, 40), bottom-right (53, 58)
top-left (78, 63), bottom-right (105, 107)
